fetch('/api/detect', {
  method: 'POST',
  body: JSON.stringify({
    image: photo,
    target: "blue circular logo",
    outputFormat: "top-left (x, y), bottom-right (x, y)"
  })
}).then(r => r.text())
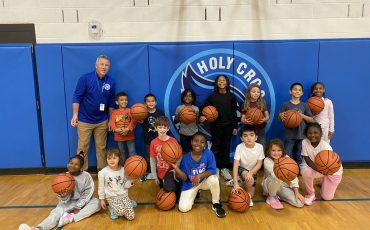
top-left (164, 48), bottom-right (275, 140)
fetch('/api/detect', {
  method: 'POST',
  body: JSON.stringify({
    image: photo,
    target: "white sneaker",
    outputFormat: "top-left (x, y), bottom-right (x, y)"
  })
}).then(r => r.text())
top-left (220, 168), bottom-right (232, 181)
top-left (146, 173), bottom-right (155, 180)
top-left (249, 198), bottom-right (254, 207)
top-left (19, 224), bottom-right (37, 230)
top-left (225, 180), bottom-right (234, 187)
top-left (58, 212), bottom-right (74, 227)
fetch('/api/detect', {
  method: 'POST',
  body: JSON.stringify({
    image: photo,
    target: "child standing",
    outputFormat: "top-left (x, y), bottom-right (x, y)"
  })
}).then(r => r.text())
top-left (311, 82), bottom-right (335, 143)
top-left (174, 89), bottom-right (199, 154)
top-left (150, 116), bottom-right (180, 193)
top-left (199, 75), bottom-right (238, 182)
top-left (300, 122), bottom-right (342, 205)
top-left (98, 149), bottom-right (135, 221)
top-left (110, 92), bottom-right (136, 163)
top-left (241, 83), bottom-right (270, 148)
top-left (231, 125), bottom-right (264, 207)
top-left (262, 139), bottom-right (304, 209)
top-left (140, 93), bottom-right (164, 181)
top-left (279, 82), bottom-right (314, 164)
top-left (19, 154), bottom-right (100, 230)
top-left (172, 132), bottom-right (226, 217)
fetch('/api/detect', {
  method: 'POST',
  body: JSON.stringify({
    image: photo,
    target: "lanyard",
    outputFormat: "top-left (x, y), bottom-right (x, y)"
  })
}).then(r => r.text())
top-left (95, 72), bottom-right (106, 102)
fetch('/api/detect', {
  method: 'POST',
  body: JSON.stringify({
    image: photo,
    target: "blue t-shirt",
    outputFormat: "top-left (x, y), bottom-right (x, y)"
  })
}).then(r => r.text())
top-left (72, 71), bottom-right (115, 124)
top-left (179, 149), bottom-right (217, 191)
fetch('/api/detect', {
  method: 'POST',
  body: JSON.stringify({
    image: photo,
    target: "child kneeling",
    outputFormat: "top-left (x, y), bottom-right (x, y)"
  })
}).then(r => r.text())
top-left (172, 132), bottom-right (226, 218)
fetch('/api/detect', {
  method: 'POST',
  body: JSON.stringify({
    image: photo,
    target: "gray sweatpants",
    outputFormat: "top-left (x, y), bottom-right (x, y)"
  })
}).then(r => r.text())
top-left (262, 176), bottom-right (303, 208)
top-left (38, 197), bottom-right (100, 230)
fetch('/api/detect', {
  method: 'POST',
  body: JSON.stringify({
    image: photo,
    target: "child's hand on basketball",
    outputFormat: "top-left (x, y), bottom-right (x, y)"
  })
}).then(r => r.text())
top-left (57, 188), bottom-right (71, 198)
top-left (257, 117), bottom-right (265, 124)
top-left (231, 184), bottom-right (242, 194)
top-left (279, 112), bottom-right (287, 121)
top-left (199, 115), bottom-right (207, 123)
top-left (100, 199), bottom-right (107, 210)
top-left (244, 117), bottom-right (254, 125)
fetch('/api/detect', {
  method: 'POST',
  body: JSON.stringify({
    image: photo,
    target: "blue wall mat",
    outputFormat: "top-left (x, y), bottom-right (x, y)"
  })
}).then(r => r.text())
top-left (36, 45), bottom-right (70, 167)
top-left (0, 45), bottom-right (42, 168)
top-left (319, 40), bottom-right (370, 161)
top-left (62, 44), bottom-right (149, 167)
top-left (234, 41), bottom-right (320, 141)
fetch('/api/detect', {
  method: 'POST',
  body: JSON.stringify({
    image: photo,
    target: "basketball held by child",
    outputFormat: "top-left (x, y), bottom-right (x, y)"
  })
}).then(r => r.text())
top-left (160, 141), bottom-right (183, 164)
top-left (283, 109), bottom-right (302, 128)
top-left (273, 157), bottom-right (299, 182)
top-left (156, 189), bottom-right (176, 211)
top-left (202, 106), bottom-right (218, 123)
top-left (245, 107), bottom-right (264, 124)
top-left (228, 188), bottom-right (250, 212)
top-left (51, 173), bottom-right (75, 194)
top-left (314, 150), bottom-right (341, 175)
top-left (307, 96), bottom-right (325, 115)
top-left (131, 103), bottom-right (148, 121)
top-left (179, 106), bottom-right (197, 124)
top-left (124, 155), bottom-right (147, 179)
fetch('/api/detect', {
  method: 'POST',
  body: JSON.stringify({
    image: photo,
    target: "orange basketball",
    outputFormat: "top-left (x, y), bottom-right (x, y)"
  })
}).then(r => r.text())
top-left (124, 155), bottom-right (147, 179)
top-left (245, 107), bottom-right (264, 124)
top-left (314, 150), bottom-right (341, 175)
top-left (228, 188), bottom-right (250, 212)
top-left (51, 173), bottom-right (75, 194)
top-left (156, 188), bottom-right (176, 211)
top-left (273, 157), bottom-right (299, 182)
top-left (179, 106), bottom-right (197, 124)
top-left (307, 96), bottom-right (325, 115)
top-left (131, 103), bottom-right (148, 121)
top-left (283, 109), bottom-right (302, 128)
top-left (160, 141), bottom-right (183, 164)
top-left (202, 106), bottom-right (218, 123)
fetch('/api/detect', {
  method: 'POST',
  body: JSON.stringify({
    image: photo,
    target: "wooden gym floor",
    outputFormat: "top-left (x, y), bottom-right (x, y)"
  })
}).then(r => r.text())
top-left (1, 169), bottom-right (370, 230)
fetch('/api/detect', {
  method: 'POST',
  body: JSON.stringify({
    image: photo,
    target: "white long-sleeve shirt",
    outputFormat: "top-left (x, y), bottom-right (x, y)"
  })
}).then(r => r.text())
top-left (98, 166), bottom-right (133, 199)
top-left (314, 97), bottom-right (334, 133)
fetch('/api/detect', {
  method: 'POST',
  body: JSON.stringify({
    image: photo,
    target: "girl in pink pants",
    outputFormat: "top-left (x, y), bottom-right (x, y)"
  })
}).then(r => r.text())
top-left (300, 122), bottom-right (342, 205)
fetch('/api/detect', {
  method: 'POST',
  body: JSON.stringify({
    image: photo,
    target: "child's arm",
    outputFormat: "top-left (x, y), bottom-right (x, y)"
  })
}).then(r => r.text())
top-left (97, 171), bottom-right (107, 210)
top-left (303, 156), bottom-right (318, 171)
top-left (192, 171), bottom-right (212, 187)
top-left (171, 163), bottom-right (187, 181)
top-left (328, 99), bottom-right (335, 139)
top-left (259, 109), bottom-right (270, 124)
top-left (231, 159), bottom-right (242, 193)
top-left (278, 104), bottom-right (288, 121)
top-left (300, 112), bottom-right (314, 123)
top-left (301, 103), bottom-right (314, 123)
top-left (74, 173), bottom-right (95, 212)
top-left (293, 187), bottom-right (305, 204)
top-left (150, 156), bottom-right (159, 184)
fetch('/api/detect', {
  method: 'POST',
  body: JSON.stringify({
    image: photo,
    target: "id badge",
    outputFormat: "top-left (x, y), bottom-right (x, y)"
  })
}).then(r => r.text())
top-left (100, 104), bottom-right (105, 111)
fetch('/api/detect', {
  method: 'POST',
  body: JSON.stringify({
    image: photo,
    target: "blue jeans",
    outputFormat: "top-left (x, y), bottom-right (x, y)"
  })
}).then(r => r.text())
top-left (284, 139), bottom-right (303, 164)
top-left (117, 140), bottom-right (136, 163)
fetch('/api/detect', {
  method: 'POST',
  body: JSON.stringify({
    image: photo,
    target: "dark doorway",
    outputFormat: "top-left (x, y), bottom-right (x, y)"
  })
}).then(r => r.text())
top-left (0, 24), bottom-right (36, 44)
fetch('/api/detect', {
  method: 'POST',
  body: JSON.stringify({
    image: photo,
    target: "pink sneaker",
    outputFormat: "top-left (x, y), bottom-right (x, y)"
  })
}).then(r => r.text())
top-left (266, 196), bottom-right (284, 209)
top-left (304, 194), bottom-right (316, 206)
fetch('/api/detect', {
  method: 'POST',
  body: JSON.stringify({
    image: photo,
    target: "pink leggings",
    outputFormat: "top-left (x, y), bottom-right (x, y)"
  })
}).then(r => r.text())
top-left (300, 165), bottom-right (342, 200)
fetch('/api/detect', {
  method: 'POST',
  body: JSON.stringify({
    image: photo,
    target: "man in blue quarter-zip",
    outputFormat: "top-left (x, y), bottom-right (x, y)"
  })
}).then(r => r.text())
top-left (71, 55), bottom-right (116, 171)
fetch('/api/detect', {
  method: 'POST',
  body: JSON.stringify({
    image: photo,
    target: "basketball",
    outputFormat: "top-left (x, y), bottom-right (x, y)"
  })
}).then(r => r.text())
top-left (283, 109), bottom-right (302, 128)
top-left (160, 141), bottom-right (183, 164)
top-left (228, 188), bottom-right (250, 212)
top-left (273, 157), bottom-right (299, 182)
top-left (245, 107), bottom-right (264, 124)
top-left (202, 106), bottom-right (218, 123)
top-left (131, 103), bottom-right (148, 121)
top-left (156, 188), bottom-right (176, 211)
top-left (51, 173), bottom-right (75, 194)
top-left (179, 106), bottom-right (197, 124)
top-left (124, 155), bottom-right (147, 179)
top-left (307, 96), bottom-right (325, 115)
top-left (314, 150), bottom-right (341, 175)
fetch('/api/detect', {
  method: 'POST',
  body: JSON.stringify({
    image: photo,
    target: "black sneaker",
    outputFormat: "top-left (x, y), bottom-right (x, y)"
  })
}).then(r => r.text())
top-left (140, 174), bottom-right (147, 182)
top-left (212, 203), bottom-right (226, 218)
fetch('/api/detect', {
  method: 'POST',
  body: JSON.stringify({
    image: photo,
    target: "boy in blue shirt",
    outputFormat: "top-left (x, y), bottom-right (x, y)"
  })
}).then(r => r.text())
top-left (279, 82), bottom-right (314, 164)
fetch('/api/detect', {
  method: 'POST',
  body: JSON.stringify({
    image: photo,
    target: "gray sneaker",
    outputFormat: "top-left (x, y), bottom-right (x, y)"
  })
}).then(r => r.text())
top-left (220, 168), bottom-right (232, 181)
